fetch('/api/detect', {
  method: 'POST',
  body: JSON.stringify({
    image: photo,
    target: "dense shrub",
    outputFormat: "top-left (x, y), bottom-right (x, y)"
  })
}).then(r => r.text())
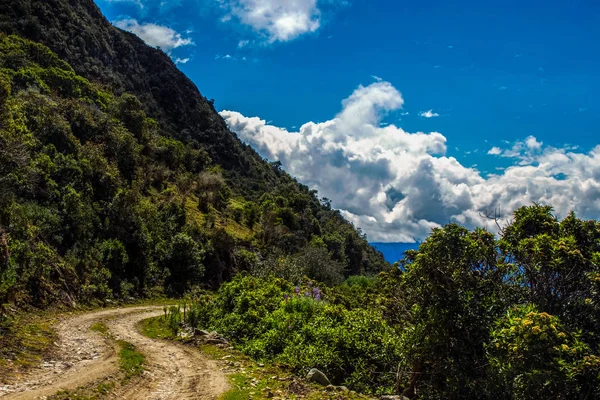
top-left (486, 304), bottom-right (596, 399)
top-left (183, 275), bottom-right (401, 394)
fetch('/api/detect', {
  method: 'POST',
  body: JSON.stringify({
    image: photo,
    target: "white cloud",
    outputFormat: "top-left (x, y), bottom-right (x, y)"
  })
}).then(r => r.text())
top-left (238, 40), bottom-right (250, 48)
top-left (488, 135), bottom-right (544, 164)
top-left (175, 57), bottom-right (190, 64)
top-left (106, 0), bottom-right (144, 8)
top-left (114, 19), bottom-right (193, 52)
top-left (371, 75), bottom-right (383, 82)
top-left (221, 80), bottom-right (600, 242)
top-left (420, 109), bottom-right (440, 118)
top-left (220, 0), bottom-right (321, 42)
top-left (526, 135), bottom-right (543, 151)
top-left (106, 0), bottom-right (184, 13)
top-left (487, 147), bottom-right (502, 155)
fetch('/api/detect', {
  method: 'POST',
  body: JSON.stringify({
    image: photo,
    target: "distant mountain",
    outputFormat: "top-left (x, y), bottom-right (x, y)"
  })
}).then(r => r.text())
top-left (370, 242), bottom-right (420, 263)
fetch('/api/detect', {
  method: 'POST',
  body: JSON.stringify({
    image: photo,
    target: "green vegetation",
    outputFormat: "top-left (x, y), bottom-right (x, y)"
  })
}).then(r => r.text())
top-left (159, 205), bottom-right (600, 399)
top-left (172, 276), bottom-right (399, 395)
top-left (0, 33), bottom-right (387, 314)
top-left (48, 379), bottom-right (116, 400)
top-left (118, 340), bottom-right (145, 380)
top-left (140, 315), bottom-right (373, 400)
top-left (138, 315), bottom-right (177, 340)
top-left (0, 312), bottom-right (56, 382)
top-left (89, 321), bottom-right (108, 335)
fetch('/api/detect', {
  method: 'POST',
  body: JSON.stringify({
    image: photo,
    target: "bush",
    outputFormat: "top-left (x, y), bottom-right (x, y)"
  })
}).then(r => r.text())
top-left (487, 304), bottom-right (598, 399)
top-left (184, 275), bottom-right (401, 394)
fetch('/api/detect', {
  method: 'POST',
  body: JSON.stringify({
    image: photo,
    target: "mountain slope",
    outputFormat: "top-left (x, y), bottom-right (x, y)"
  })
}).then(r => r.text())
top-left (0, 1), bottom-right (388, 308)
top-left (0, 0), bottom-right (259, 189)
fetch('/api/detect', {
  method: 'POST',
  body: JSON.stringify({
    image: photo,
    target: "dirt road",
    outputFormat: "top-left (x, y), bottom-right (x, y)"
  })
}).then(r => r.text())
top-left (0, 306), bottom-right (229, 400)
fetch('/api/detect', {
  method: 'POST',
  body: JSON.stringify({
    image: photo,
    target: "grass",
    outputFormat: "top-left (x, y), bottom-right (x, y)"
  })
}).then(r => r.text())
top-left (47, 381), bottom-right (116, 400)
top-left (138, 316), bottom-right (177, 340)
top-left (0, 313), bottom-right (57, 383)
top-left (89, 321), bottom-right (109, 335)
top-left (184, 195), bottom-right (255, 241)
top-left (117, 340), bottom-right (145, 380)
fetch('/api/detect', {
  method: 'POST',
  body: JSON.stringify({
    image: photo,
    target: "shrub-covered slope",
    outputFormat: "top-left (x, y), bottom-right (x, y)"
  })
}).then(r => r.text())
top-left (0, 0), bottom-right (291, 194)
top-left (0, 33), bottom-right (388, 308)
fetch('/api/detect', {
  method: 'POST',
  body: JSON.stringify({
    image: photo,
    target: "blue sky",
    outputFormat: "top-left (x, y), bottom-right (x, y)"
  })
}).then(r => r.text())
top-left (96, 0), bottom-right (600, 242)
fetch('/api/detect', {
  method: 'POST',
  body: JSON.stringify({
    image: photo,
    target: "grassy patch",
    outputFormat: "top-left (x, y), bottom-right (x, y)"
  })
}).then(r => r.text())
top-left (118, 340), bottom-right (145, 380)
top-left (89, 321), bottom-right (109, 335)
top-left (0, 314), bottom-right (57, 383)
top-left (138, 316), bottom-right (177, 339)
top-left (48, 389), bottom-right (96, 400)
top-left (47, 381), bottom-right (116, 400)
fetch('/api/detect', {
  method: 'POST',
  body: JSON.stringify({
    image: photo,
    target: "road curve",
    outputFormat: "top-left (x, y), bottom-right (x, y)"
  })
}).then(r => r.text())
top-left (0, 306), bottom-right (229, 400)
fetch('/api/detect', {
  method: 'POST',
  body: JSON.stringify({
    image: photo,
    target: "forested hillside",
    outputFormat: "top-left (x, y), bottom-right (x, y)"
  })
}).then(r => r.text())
top-left (0, 0), bottom-right (388, 308)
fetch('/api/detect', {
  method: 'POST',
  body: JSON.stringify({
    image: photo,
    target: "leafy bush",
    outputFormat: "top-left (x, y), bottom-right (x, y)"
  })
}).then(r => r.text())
top-left (183, 275), bottom-right (401, 394)
top-left (487, 304), bottom-right (600, 399)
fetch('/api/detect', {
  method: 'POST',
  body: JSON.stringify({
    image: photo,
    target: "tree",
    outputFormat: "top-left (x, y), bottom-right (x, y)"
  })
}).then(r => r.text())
top-left (396, 224), bottom-right (510, 399)
top-left (163, 232), bottom-right (204, 295)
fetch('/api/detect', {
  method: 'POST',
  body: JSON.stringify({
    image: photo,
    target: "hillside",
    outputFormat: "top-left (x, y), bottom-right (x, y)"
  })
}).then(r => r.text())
top-left (0, 0), bottom-right (388, 308)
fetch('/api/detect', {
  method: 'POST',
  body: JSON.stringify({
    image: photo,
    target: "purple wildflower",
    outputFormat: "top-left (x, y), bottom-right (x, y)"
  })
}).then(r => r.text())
top-left (295, 286), bottom-right (300, 294)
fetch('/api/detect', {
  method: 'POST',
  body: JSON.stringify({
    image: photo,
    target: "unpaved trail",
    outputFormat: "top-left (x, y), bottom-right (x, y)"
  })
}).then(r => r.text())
top-left (0, 306), bottom-right (229, 400)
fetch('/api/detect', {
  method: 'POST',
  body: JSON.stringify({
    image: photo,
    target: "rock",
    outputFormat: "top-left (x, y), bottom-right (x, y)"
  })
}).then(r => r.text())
top-left (336, 386), bottom-right (349, 392)
top-left (194, 329), bottom-right (210, 336)
top-left (306, 368), bottom-right (331, 386)
top-left (177, 330), bottom-right (192, 339)
top-left (380, 396), bottom-right (409, 400)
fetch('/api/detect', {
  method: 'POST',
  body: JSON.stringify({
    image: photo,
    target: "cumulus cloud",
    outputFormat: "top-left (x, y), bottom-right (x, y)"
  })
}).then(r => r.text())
top-left (420, 109), bottom-right (440, 118)
top-left (487, 147), bottom-right (502, 155)
top-left (220, 0), bottom-right (321, 42)
top-left (114, 19), bottom-right (193, 52)
top-left (175, 57), bottom-right (190, 64)
top-left (221, 80), bottom-right (600, 242)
